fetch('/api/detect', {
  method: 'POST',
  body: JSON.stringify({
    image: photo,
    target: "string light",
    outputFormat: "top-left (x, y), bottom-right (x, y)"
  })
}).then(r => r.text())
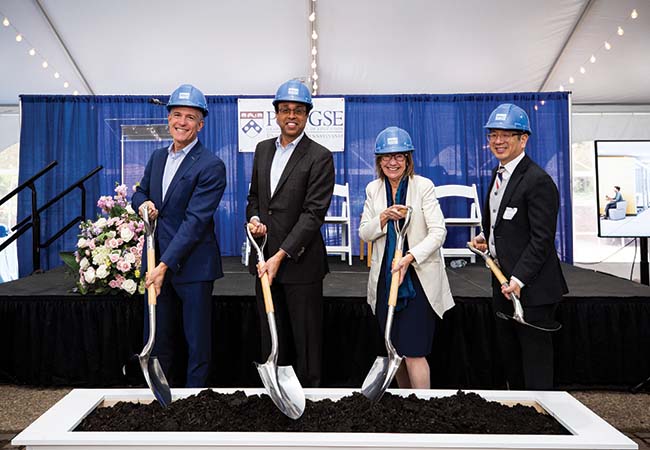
top-left (558, 8), bottom-right (639, 91)
top-left (308, 0), bottom-right (319, 95)
top-left (0, 10), bottom-right (80, 95)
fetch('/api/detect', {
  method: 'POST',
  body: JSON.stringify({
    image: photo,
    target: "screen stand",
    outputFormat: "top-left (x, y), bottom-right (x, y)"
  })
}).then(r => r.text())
top-left (641, 237), bottom-right (649, 286)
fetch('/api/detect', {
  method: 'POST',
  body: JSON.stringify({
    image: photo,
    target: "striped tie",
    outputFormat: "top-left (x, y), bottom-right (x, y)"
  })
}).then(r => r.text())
top-left (495, 165), bottom-right (505, 191)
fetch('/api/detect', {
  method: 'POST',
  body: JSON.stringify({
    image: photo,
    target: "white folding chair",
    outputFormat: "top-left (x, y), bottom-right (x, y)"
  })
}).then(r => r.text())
top-left (434, 184), bottom-right (482, 263)
top-left (324, 183), bottom-right (352, 265)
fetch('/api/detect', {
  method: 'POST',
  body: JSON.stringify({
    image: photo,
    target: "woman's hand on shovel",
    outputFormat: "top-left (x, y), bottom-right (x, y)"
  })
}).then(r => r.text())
top-left (391, 252), bottom-right (415, 284)
top-left (145, 262), bottom-right (167, 297)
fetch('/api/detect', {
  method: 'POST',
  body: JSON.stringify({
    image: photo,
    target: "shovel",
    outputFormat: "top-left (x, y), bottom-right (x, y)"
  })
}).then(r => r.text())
top-left (362, 206), bottom-right (413, 402)
top-left (246, 224), bottom-right (305, 420)
top-left (467, 242), bottom-right (562, 333)
top-left (137, 208), bottom-right (172, 407)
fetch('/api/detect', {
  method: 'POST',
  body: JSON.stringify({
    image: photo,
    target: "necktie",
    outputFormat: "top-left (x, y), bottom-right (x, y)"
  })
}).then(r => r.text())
top-left (495, 165), bottom-right (505, 191)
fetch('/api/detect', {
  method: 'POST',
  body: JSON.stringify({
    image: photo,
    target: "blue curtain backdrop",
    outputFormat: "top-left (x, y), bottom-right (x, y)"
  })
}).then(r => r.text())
top-left (18, 92), bottom-right (571, 276)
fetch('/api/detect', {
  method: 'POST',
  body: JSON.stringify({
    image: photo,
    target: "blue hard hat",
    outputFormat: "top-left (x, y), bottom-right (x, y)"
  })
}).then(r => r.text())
top-left (374, 127), bottom-right (415, 154)
top-left (273, 79), bottom-right (313, 110)
top-left (0, 224), bottom-right (7, 238)
top-left (167, 84), bottom-right (208, 117)
top-left (484, 103), bottom-right (531, 134)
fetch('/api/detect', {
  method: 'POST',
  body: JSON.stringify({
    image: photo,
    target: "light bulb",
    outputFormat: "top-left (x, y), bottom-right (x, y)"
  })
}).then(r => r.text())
top-left (580, 66), bottom-right (586, 74)
top-left (313, 72), bottom-right (319, 80)
top-left (617, 26), bottom-right (624, 36)
top-left (311, 46), bottom-right (317, 55)
top-left (534, 105), bottom-right (539, 111)
top-left (590, 54), bottom-right (596, 63)
top-left (15, 34), bottom-right (22, 42)
top-left (311, 30), bottom-right (318, 40)
top-left (63, 81), bottom-right (69, 88)
top-left (631, 9), bottom-right (638, 19)
top-left (54, 72), bottom-right (60, 79)
top-left (569, 76), bottom-right (575, 84)
top-left (2, 17), bottom-right (9, 27)
top-left (540, 100), bottom-right (546, 105)
top-left (308, 12), bottom-right (315, 22)
top-left (311, 60), bottom-right (317, 69)
top-left (28, 48), bottom-right (36, 56)
top-left (41, 61), bottom-right (48, 69)
top-left (604, 41), bottom-right (611, 50)
top-left (313, 82), bottom-right (318, 90)
top-left (558, 85), bottom-right (564, 91)
top-left (73, 90), bottom-right (79, 95)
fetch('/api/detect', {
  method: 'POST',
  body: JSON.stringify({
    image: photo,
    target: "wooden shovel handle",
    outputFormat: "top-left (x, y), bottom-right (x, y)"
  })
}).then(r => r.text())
top-left (388, 249), bottom-right (403, 307)
top-left (485, 257), bottom-right (509, 286)
top-left (146, 245), bottom-right (157, 305)
top-left (258, 264), bottom-right (274, 314)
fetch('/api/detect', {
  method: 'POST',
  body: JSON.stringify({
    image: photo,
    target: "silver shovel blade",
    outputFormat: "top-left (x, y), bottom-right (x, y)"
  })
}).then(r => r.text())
top-left (139, 355), bottom-right (172, 407)
top-left (255, 362), bottom-right (305, 419)
top-left (361, 353), bottom-right (403, 402)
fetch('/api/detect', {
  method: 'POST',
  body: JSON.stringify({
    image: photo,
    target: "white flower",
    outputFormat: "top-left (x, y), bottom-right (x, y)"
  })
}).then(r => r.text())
top-left (120, 226), bottom-right (134, 243)
top-left (124, 252), bottom-right (136, 264)
top-left (95, 217), bottom-right (107, 229)
top-left (96, 265), bottom-right (109, 279)
top-left (77, 237), bottom-right (87, 248)
top-left (83, 267), bottom-right (96, 284)
top-left (126, 204), bottom-right (135, 214)
top-left (92, 247), bottom-right (110, 266)
top-left (79, 257), bottom-right (90, 270)
top-left (121, 279), bottom-right (137, 295)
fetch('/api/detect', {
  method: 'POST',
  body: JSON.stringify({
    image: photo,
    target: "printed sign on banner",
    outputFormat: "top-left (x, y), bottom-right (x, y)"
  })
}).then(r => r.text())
top-left (238, 97), bottom-right (345, 152)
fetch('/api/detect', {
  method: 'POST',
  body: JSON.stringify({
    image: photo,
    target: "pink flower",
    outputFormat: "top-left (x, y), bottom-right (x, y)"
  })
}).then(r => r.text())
top-left (117, 260), bottom-right (132, 273)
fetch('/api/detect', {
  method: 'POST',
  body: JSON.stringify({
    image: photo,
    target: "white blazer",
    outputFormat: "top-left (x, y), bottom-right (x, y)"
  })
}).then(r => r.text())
top-left (359, 175), bottom-right (454, 319)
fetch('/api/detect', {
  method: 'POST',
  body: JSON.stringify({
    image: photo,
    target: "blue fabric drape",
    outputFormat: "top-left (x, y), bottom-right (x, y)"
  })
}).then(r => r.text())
top-left (18, 92), bottom-right (571, 276)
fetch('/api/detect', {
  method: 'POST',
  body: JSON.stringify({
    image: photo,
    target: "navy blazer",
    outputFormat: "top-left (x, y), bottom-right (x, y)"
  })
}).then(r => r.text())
top-left (246, 135), bottom-right (334, 284)
top-left (482, 155), bottom-right (568, 306)
top-left (132, 141), bottom-right (226, 283)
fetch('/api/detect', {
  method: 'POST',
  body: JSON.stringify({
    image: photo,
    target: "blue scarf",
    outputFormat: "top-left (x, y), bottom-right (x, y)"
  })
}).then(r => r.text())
top-left (383, 177), bottom-right (416, 312)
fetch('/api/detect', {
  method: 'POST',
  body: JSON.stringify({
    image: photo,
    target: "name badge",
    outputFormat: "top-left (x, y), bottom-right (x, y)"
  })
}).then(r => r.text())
top-left (503, 207), bottom-right (518, 220)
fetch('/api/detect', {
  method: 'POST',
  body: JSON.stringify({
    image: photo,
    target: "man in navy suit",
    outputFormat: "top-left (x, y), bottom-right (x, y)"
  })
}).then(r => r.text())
top-left (471, 103), bottom-right (568, 390)
top-left (132, 84), bottom-right (226, 388)
top-left (246, 80), bottom-right (334, 387)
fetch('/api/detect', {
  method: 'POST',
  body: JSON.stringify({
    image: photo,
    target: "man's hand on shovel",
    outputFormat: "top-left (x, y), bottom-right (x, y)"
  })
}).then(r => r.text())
top-left (145, 262), bottom-right (167, 297)
top-left (139, 201), bottom-right (159, 221)
top-left (501, 278), bottom-right (521, 300)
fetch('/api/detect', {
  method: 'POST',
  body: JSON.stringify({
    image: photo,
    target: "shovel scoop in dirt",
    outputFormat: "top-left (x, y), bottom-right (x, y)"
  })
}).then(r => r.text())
top-left (246, 224), bottom-right (305, 420)
top-left (136, 208), bottom-right (172, 407)
top-left (467, 242), bottom-right (562, 333)
top-left (362, 206), bottom-right (413, 402)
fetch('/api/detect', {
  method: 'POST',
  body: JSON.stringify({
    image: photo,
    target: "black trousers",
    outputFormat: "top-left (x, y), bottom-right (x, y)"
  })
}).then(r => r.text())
top-left (492, 288), bottom-right (558, 390)
top-left (255, 279), bottom-right (323, 388)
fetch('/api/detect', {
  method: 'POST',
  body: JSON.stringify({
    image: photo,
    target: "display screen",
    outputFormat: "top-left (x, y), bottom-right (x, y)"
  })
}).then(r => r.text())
top-left (595, 140), bottom-right (650, 237)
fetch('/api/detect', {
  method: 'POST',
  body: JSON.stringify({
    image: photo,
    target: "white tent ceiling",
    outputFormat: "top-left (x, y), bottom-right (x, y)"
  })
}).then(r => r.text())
top-left (0, 0), bottom-right (648, 106)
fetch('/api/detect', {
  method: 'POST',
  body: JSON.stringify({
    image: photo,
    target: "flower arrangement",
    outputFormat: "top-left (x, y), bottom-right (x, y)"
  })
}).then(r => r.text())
top-left (62, 184), bottom-right (145, 296)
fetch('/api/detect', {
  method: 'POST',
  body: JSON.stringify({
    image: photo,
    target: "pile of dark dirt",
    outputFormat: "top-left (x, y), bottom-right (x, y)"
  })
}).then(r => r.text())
top-left (76, 390), bottom-right (569, 434)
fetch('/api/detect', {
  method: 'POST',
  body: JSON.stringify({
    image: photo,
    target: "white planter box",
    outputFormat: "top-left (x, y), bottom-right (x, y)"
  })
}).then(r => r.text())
top-left (13, 388), bottom-right (636, 450)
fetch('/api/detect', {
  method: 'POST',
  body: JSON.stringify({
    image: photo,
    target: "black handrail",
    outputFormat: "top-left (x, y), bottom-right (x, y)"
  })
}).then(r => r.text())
top-left (0, 161), bottom-right (57, 208)
top-left (0, 164), bottom-right (103, 273)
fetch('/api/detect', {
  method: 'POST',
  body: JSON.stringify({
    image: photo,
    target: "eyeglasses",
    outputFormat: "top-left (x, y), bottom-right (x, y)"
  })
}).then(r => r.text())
top-left (380, 153), bottom-right (406, 162)
top-left (486, 131), bottom-right (522, 142)
top-left (278, 106), bottom-right (308, 117)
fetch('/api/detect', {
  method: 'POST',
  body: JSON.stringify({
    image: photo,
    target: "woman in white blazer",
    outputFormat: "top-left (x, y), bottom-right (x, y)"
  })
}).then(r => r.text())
top-left (359, 126), bottom-right (454, 389)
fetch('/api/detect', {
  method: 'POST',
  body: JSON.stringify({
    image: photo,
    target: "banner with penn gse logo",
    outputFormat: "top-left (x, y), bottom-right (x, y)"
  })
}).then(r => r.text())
top-left (237, 97), bottom-right (345, 152)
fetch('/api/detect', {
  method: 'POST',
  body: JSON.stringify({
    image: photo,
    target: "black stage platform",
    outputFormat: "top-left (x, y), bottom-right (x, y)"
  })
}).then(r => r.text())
top-left (1, 257), bottom-right (649, 390)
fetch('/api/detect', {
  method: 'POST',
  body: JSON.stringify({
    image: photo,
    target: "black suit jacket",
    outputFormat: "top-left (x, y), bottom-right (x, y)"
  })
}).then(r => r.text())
top-left (482, 155), bottom-right (568, 306)
top-left (246, 135), bottom-right (335, 284)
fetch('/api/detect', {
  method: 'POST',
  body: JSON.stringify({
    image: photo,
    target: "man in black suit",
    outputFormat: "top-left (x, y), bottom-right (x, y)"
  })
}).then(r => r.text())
top-left (471, 103), bottom-right (568, 390)
top-left (246, 79), bottom-right (335, 387)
